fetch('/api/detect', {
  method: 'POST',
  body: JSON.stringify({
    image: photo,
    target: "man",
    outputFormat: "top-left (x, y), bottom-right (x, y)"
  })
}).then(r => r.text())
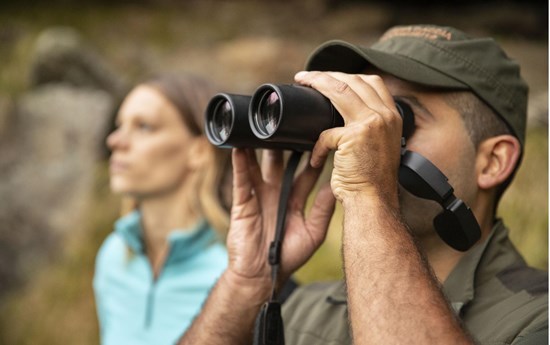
top-left (179, 25), bottom-right (548, 344)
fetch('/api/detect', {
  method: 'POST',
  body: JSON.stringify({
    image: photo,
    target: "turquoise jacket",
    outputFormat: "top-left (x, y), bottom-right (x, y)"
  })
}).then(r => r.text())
top-left (93, 211), bottom-right (228, 345)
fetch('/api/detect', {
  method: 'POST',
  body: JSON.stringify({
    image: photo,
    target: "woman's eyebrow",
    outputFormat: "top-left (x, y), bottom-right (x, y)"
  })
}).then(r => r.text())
top-left (396, 95), bottom-right (435, 119)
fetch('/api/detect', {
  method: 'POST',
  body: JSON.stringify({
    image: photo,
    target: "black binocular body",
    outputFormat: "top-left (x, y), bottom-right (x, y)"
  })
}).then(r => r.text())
top-left (205, 83), bottom-right (414, 151)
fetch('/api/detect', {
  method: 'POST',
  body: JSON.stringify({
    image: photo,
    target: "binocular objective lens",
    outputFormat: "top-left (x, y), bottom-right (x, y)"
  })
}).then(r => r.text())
top-left (255, 91), bottom-right (281, 136)
top-left (210, 100), bottom-right (233, 142)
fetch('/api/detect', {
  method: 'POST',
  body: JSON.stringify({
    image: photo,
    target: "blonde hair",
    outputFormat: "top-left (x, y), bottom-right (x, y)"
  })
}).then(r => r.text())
top-left (119, 73), bottom-right (231, 238)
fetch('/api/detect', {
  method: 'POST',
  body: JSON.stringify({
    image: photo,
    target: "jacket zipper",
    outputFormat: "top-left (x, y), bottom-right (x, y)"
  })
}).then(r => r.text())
top-left (144, 281), bottom-right (156, 328)
top-left (143, 242), bottom-right (171, 328)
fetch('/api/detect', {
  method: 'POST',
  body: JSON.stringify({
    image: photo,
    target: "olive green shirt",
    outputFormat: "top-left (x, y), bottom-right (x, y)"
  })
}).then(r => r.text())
top-left (282, 220), bottom-right (548, 344)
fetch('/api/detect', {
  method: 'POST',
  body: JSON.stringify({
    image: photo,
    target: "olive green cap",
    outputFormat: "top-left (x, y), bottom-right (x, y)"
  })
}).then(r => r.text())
top-left (306, 25), bottom-right (529, 146)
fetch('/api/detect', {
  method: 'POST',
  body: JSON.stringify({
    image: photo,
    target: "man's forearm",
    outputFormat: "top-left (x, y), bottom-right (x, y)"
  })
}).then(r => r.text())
top-left (178, 270), bottom-right (270, 345)
top-left (342, 195), bottom-right (471, 344)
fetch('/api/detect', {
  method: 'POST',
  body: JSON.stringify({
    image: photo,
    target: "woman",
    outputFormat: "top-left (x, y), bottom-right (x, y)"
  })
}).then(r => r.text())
top-left (93, 73), bottom-right (232, 345)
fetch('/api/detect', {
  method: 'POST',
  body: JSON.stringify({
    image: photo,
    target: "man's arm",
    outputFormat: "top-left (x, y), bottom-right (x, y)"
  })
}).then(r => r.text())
top-left (296, 70), bottom-right (473, 344)
top-left (178, 271), bottom-right (270, 344)
top-left (342, 195), bottom-right (469, 344)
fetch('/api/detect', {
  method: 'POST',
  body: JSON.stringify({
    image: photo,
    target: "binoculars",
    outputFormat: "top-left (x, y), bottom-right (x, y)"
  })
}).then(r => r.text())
top-left (205, 83), bottom-right (414, 151)
top-left (204, 83), bottom-right (482, 252)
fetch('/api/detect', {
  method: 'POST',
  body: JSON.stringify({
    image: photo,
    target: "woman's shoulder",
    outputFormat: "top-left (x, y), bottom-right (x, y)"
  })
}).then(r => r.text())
top-left (96, 211), bottom-right (140, 260)
top-left (95, 232), bottom-right (128, 268)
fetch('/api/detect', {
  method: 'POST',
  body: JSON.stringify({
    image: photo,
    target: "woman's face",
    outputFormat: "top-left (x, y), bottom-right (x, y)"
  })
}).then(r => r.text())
top-left (107, 85), bottom-right (195, 198)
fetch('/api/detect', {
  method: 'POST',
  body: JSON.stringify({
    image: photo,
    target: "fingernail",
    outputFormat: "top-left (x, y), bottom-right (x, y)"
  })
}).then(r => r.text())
top-left (310, 157), bottom-right (318, 168)
top-left (295, 71), bottom-right (308, 79)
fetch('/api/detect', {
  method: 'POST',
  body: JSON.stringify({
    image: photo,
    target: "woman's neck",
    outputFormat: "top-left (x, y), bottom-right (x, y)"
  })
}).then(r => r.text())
top-left (139, 183), bottom-right (202, 277)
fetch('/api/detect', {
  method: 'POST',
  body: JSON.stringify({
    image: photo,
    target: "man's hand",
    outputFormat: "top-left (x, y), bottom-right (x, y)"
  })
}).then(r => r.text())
top-left (295, 71), bottom-right (403, 208)
top-left (179, 148), bottom-right (335, 345)
top-left (227, 148), bottom-right (336, 290)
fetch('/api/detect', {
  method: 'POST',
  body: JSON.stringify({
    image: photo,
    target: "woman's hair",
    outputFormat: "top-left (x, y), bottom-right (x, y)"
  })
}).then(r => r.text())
top-left (120, 73), bottom-right (232, 237)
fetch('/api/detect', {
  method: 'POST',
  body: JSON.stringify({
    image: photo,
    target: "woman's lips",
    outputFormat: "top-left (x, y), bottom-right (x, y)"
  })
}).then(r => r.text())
top-left (109, 159), bottom-right (129, 173)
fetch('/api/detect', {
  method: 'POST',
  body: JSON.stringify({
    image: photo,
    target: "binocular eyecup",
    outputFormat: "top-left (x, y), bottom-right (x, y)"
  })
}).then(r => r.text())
top-left (205, 83), bottom-right (413, 151)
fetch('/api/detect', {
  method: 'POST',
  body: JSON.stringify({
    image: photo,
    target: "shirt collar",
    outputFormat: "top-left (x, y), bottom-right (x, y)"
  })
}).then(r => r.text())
top-left (166, 220), bottom-right (218, 263)
top-left (325, 220), bottom-right (509, 312)
top-left (114, 210), bottom-right (219, 264)
top-left (114, 210), bottom-right (143, 253)
top-left (442, 219), bottom-right (514, 314)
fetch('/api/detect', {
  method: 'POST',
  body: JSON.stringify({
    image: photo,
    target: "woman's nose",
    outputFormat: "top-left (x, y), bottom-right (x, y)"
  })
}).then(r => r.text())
top-left (107, 128), bottom-right (128, 150)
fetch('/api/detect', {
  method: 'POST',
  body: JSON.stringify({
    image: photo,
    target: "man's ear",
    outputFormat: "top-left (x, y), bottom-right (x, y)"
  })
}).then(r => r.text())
top-left (188, 136), bottom-right (212, 170)
top-left (476, 135), bottom-right (521, 190)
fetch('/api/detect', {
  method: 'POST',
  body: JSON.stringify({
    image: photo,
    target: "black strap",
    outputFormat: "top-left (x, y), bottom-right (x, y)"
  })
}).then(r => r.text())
top-left (253, 151), bottom-right (303, 345)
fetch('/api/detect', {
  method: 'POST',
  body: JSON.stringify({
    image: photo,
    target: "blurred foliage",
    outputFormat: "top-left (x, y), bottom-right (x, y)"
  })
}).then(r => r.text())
top-left (501, 127), bottom-right (548, 269)
top-left (0, 164), bottom-right (117, 345)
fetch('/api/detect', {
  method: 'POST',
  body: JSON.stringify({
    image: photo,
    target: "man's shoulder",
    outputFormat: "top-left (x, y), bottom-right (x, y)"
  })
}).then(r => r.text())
top-left (495, 263), bottom-right (548, 297)
top-left (282, 281), bottom-right (351, 345)
top-left (466, 262), bottom-right (548, 344)
top-left (446, 221), bottom-right (548, 344)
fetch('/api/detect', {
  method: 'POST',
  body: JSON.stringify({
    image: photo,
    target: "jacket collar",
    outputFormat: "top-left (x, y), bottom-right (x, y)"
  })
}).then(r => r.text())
top-left (443, 219), bottom-right (521, 315)
top-left (114, 210), bottom-right (218, 265)
top-left (441, 221), bottom-right (501, 314)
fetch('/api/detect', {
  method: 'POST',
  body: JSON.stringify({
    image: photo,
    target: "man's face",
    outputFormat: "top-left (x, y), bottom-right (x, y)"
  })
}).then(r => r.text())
top-left (380, 73), bottom-right (479, 240)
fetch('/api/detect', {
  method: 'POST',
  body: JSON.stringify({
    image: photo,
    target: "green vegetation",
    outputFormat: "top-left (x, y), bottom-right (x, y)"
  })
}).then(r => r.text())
top-left (501, 127), bottom-right (548, 269)
top-left (0, 165), bottom-right (116, 345)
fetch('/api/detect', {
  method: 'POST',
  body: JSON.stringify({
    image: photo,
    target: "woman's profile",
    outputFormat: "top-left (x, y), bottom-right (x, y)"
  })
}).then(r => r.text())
top-left (93, 73), bottom-right (232, 345)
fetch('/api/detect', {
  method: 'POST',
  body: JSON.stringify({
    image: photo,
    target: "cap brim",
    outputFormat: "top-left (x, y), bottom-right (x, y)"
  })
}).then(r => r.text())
top-left (305, 40), bottom-right (469, 89)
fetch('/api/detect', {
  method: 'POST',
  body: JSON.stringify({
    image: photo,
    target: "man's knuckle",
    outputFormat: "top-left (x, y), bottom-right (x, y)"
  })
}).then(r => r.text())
top-left (367, 113), bottom-right (386, 128)
top-left (318, 129), bottom-right (330, 143)
top-left (365, 74), bottom-right (384, 85)
top-left (334, 80), bottom-right (351, 95)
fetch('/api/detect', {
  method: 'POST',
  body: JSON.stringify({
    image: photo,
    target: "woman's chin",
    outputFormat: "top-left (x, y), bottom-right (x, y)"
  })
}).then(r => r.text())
top-left (109, 180), bottom-right (133, 195)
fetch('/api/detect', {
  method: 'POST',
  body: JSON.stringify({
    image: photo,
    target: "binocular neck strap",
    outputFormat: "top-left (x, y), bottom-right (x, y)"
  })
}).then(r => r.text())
top-left (253, 150), bottom-right (303, 345)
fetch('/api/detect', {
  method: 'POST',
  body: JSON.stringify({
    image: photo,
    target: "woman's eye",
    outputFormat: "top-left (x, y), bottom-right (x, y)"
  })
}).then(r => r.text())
top-left (137, 122), bottom-right (154, 132)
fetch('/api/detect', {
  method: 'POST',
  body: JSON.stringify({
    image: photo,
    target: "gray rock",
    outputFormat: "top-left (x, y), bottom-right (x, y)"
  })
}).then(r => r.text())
top-left (29, 26), bottom-right (127, 97)
top-left (0, 84), bottom-right (115, 295)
